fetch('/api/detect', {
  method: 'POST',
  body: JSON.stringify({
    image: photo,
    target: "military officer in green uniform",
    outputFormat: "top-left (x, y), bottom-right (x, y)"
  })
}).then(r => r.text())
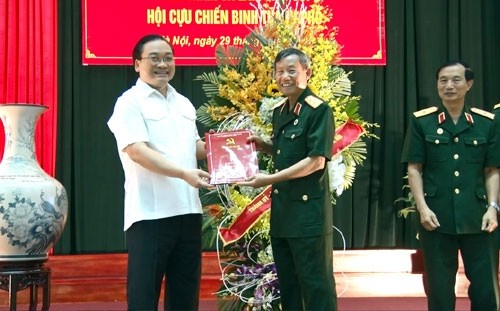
top-left (239, 48), bottom-right (337, 310)
top-left (401, 61), bottom-right (500, 311)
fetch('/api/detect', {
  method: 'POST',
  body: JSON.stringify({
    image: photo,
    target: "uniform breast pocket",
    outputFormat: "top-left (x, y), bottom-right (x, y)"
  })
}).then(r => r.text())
top-left (283, 128), bottom-right (305, 156)
top-left (464, 137), bottom-right (486, 163)
top-left (143, 109), bottom-right (171, 140)
top-left (424, 135), bottom-right (449, 162)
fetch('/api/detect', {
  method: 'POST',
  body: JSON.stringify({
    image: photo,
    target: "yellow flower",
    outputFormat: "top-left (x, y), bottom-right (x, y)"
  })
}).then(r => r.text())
top-left (207, 106), bottom-right (238, 122)
top-left (266, 83), bottom-right (281, 97)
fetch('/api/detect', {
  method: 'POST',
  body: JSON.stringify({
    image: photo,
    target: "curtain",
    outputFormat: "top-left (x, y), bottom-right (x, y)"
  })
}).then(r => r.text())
top-left (334, 0), bottom-right (500, 249)
top-left (0, 0), bottom-right (58, 175)
top-left (56, 0), bottom-right (500, 254)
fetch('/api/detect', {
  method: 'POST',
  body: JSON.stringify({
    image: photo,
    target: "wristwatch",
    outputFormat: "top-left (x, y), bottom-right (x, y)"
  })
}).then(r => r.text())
top-left (487, 202), bottom-right (500, 213)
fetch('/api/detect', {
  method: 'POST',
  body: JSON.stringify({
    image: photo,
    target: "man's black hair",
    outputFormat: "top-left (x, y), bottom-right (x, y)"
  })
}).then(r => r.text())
top-left (435, 60), bottom-right (474, 81)
top-left (131, 34), bottom-right (173, 63)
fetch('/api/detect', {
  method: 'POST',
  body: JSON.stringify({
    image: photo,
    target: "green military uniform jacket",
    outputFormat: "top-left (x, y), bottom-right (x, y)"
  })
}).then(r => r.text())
top-left (401, 105), bottom-right (500, 234)
top-left (269, 87), bottom-right (334, 238)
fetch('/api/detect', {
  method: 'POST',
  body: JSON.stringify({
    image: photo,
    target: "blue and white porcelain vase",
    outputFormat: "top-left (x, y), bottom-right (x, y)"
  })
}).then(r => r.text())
top-left (0, 104), bottom-right (68, 263)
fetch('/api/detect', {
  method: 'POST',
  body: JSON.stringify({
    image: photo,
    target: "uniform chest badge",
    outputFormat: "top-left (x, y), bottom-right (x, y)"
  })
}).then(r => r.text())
top-left (293, 119), bottom-right (299, 125)
top-left (293, 103), bottom-right (302, 116)
top-left (438, 112), bottom-right (446, 124)
top-left (437, 128), bottom-right (443, 134)
top-left (465, 112), bottom-right (474, 124)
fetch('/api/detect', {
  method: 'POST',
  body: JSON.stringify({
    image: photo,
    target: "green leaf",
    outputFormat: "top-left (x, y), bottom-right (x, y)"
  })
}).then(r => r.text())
top-left (394, 174), bottom-right (416, 218)
top-left (194, 72), bottom-right (221, 98)
top-left (196, 103), bottom-right (220, 128)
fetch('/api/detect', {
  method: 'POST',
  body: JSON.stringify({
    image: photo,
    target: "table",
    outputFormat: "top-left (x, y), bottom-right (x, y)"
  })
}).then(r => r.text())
top-left (0, 262), bottom-right (50, 311)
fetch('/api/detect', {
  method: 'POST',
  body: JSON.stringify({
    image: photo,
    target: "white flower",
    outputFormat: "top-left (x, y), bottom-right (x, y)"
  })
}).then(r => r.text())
top-left (257, 244), bottom-right (274, 264)
top-left (258, 97), bottom-right (283, 124)
top-left (328, 155), bottom-right (346, 196)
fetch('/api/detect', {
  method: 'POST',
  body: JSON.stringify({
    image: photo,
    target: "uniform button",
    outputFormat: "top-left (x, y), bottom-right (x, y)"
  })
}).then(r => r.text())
top-left (453, 154), bottom-right (459, 160)
top-left (454, 137), bottom-right (459, 143)
top-left (424, 192), bottom-right (427, 197)
top-left (434, 139), bottom-right (439, 144)
top-left (302, 195), bottom-right (308, 201)
top-left (273, 189), bottom-right (279, 194)
top-left (275, 169), bottom-right (279, 173)
top-left (282, 130), bottom-right (285, 134)
top-left (291, 134), bottom-right (296, 139)
top-left (277, 150), bottom-right (281, 154)
top-left (454, 171), bottom-right (459, 177)
top-left (454, 188), bottom-right (460, 194)
top-left (473, 140), bottom-right (478, 145)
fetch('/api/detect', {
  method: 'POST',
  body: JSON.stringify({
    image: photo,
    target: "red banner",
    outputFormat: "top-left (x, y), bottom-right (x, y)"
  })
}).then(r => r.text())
top-left (82, 0), bottom-right (386, 66)
top-left (219, 186), bottom-right (272, 245)
top-left (332, 120), bottom-right (365, 155)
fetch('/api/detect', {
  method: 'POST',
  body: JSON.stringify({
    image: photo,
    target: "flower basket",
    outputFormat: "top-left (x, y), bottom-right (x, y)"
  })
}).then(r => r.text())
top-left (197, 0), bottom-right (378, 308)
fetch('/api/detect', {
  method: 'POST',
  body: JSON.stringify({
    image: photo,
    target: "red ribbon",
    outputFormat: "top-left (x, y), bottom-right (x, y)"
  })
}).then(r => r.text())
top-left (219, 186), bottom-right (272, 245)
top-left (218, 120), bottom-right (364, 245)
top-left (332, 119), bottom-right (365, 155)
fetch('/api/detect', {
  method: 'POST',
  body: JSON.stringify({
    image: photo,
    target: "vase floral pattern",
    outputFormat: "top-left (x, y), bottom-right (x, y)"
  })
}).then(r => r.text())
top-left (0, 104), bottom-right (68, 262)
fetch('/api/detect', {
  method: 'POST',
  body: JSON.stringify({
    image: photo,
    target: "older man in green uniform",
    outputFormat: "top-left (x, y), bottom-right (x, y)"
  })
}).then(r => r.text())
top-left (401, 61), bottom-right (500, 311)
top-left (239, 48), bottom-right (337, 310)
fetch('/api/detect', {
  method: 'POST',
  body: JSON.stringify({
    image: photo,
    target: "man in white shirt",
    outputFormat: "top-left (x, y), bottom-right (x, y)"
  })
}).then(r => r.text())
top-left (108, 34), bottom-right (211, 311)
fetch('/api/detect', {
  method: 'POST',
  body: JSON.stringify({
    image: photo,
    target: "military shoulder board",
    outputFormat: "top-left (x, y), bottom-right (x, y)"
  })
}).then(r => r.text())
top-left (413, 106), bottom-right (438, 118)
top-left (471, 107), bottom-right (494, 120)
top-left (304, 95), bottom-right (323, 109)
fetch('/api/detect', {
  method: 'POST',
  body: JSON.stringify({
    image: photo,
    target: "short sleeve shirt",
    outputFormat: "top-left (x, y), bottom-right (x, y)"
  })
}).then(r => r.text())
top-left (269, 88), bottom-right (335, 237)
top-left (401, 105), bottom-right (499, 234)
top-left (108, 79), bottom-right (202, 230)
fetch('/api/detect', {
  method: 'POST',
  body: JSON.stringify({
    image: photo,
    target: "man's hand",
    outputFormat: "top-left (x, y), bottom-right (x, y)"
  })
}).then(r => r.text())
top-left (237, 173), bottom-right (272, 188)
top-left (247, 135), bottom-right (272, 154)
top-left (182, 169), bottom-right (212, 188)
top-left (481, 207), bottom-right (498, 233)
top-left (418, 206), bottom-right (440, 231)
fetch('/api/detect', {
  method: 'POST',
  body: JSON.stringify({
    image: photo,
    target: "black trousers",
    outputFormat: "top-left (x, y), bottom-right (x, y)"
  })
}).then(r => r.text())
top-left (420, 229), bottom-right (499, 311)
top-left (126, 214), bottom-right (202, 311)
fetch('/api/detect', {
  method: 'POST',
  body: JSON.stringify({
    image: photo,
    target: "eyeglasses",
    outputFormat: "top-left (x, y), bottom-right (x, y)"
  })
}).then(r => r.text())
top-left (139, 55), bottom-right (174, 65)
